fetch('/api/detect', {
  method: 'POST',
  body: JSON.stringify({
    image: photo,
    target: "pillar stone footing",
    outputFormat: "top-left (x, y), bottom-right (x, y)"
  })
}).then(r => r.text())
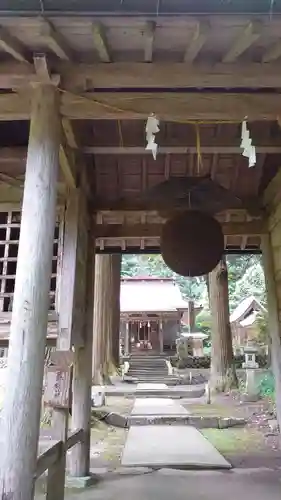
top-left (65, 474), bottom-right (98, 489)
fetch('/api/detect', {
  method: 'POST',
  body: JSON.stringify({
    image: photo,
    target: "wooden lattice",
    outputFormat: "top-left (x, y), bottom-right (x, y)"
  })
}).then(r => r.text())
top-left (0, 209), bottom-right (61, 313)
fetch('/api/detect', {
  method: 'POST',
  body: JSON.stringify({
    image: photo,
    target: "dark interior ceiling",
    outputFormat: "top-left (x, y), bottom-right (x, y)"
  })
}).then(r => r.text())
top-left (0, 0), bottom-right (281, 15)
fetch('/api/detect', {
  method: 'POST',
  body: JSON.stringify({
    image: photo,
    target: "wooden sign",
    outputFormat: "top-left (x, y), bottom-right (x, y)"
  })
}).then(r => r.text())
top-left (43, 350), bottom-right (74, 409)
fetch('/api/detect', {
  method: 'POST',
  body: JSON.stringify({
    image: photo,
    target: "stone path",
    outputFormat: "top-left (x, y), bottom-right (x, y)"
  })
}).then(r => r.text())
top-left (121, 426), bottom-right (231, 469)
top-left (132, 397), bottom-right (189, 416)
top-left (121, 383), bottom-right (231, 469)
top-left (35, 468), bottom-right (281, 500)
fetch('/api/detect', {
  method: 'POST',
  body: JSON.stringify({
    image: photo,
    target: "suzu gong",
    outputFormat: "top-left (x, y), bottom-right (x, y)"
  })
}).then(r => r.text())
top-left (160, 210), bottom-right (224, 277)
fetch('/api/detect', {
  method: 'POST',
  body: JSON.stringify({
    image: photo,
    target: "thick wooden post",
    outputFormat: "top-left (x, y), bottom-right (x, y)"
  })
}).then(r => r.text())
top-left (159, 320), bottom-right (164, 353)
top-left (261, 234), bottom-right (281, 430)
top-left (0, 85), bottom-right (60, 500)
top-left (70, 222), bottom-right (95, 477)
top-left (125, 321), bottom-right (130, 355)
top-left (110, 255), bottom-right (121, 367)
top-left (92, 254), bottom-right (112, 383)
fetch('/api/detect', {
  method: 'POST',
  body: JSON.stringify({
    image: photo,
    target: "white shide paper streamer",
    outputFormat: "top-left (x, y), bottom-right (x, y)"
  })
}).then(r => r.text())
top-left (145, 114), bottom-right (160, 160)
top-left (240, 120), bottom-right (256, 168)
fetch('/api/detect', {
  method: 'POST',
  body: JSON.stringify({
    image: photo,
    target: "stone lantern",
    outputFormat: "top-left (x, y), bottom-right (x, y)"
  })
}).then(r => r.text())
top-left (242, 345), bottom-right (259, 369)
top-left (241, 344), bottom-right (260, 402)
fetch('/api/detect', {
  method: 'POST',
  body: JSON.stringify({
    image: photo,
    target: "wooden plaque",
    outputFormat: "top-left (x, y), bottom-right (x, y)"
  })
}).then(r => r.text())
top-left (43, 350), bottom-right (73, 409)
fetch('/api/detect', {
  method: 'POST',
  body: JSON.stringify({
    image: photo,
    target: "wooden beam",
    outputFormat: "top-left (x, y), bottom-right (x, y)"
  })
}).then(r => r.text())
top-left (184, 20), bottom-right (209, 63)
top-left (59, 134), bottom-right (77, 189)
top-left (92, 22), bottom-right (111, 62)
top-left (33, 53), bottom-right (52, 82)
top-left (40, 19), bottom-right (73, 61)
top-left (2, 61), bottom-right (281, 90)
top-left (84, 146), bottom-right (281, 155)
top-left (62, 118), bottom-right (78, 148)
top-left (223, 21), bottom-right (262, 63)
top-left (96, 220), bottom-right (266, 239)
top-left (2, 91), bottom-right (281, 121)
top-left (144, 21), bottom-right (156, 63)
top-left (61, 91), bottom-right (281, 120)
top-left (0, 26), bottom-right (30, 63)
top-left (33, 53), bottom-right (60, 86)
top-left (263, 40), bottom-right (281, 63)
top-left (2, 145), bottom-right (281, 162)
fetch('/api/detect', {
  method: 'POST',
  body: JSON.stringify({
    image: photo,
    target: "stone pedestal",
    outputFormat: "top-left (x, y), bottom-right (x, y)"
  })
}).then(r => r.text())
top-left (241, 346), bottom-right (260, 402)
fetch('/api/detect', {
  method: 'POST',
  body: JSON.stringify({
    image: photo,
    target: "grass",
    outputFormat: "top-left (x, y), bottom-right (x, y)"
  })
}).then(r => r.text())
top-left (201, 428), bottom-right (264, 455)
top-left (184, 403), bottom-right (234, 417)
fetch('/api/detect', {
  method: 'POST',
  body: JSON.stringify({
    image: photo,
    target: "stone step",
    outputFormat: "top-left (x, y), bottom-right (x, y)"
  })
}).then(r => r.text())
top-left (128, 369), bottom-right (168, 374)
top-left (128, 414), bottom-right (247, 428)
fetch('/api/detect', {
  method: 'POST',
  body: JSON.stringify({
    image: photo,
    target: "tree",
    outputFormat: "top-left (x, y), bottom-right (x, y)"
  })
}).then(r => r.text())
top-left (209, 256), bottom-right (238, 392)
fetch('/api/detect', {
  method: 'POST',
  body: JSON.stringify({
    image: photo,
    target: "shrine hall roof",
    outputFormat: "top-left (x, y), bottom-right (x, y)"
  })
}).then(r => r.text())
top-left (120, 277), bottom-right (189, 313)
top-left (230, 295), bottom-right (266, 324)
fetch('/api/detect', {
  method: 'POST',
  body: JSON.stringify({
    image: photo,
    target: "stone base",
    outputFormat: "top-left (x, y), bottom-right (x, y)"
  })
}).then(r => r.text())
top-left (240, 393), bottom-right (260, 403)
top-left (65, 473), bottom-right (98, 489)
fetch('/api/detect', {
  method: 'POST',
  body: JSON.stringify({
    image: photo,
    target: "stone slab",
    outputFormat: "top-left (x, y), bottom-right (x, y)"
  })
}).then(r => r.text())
top-left (65, 474), bottom-right (98, 489)
top-left (121, 426), bottom-right (231, 469)
top-left (132, 398), bottom-right (188, 416)
top-left (128, 415), bottom-right (191, 426)
top-left (137, 383), bottom-right (168, 391)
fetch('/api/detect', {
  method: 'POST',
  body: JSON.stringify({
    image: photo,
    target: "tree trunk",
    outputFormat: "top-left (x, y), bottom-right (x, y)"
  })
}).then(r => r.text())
top-left (209, 256), bottom-right (238, 392)
top-left (92, 254), bottom-right (122, 384)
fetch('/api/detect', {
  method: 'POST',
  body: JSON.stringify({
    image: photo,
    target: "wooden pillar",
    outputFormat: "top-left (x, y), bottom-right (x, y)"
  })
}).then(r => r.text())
top-left (0, 85), bottom-right (60, 500)
top-left (70, 221), bottom-right (95, 477)
top-left (110, 254), bottom-right (121, 367)
top-left (125, 321), bottom-right (130, 355)
top-left (159, 320), bottom-right (164, 353)
top-left (261, 234), bottom-right (281, 430)
top-left (92, 254), bottom-right (112, 383)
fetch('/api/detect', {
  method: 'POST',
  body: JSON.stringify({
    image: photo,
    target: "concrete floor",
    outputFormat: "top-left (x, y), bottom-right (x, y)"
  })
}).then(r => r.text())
top-left (35, 468), bottom-right (281, 500)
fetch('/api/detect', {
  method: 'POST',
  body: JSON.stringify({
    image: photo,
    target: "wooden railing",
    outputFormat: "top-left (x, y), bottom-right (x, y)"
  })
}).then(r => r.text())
top-left (35, 429), bottom-right (84, 499)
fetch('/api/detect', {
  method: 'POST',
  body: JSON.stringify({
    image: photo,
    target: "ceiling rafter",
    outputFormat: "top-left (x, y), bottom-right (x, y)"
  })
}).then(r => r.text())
top-left (263, 39), bottom-right (281, 62)
top-left (40, 18), bottom-right (73, 61)
top-left (144, 21), bottom-right (156, 63)
top-left (222, 21), bottom-right (262, 63)
top-left (184, 20), bottom-right (209, 63)
top-left (0, 26), bottom-right (30, 63)
top-left (92, 22), bottom-right (111, 62)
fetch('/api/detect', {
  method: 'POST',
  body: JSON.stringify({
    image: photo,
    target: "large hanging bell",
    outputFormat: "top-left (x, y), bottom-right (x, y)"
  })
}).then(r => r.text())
top-left (160, 210), bottom-right (224, 277)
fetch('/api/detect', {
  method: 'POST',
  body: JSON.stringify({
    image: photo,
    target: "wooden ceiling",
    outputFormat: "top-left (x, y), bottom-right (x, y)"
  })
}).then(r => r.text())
top-left (0, 7), bottom-right (281, 252)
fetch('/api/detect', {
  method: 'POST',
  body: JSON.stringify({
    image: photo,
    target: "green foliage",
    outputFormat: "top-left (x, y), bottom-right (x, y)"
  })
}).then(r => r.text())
top-left (122, 253), bottom-right (266, 308)
top-left (258, 372), bottom-right (275, 400)
top-left (256, 310), bottom-right (269, 344)
top-left (170, 353), bottom-right (268, 370)
top-left (195, 309), bottom-right (212, 335)
top-left (121, 253), bottom-right (267, 339)
top-left (227, 255), bottom-right (265, 311)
